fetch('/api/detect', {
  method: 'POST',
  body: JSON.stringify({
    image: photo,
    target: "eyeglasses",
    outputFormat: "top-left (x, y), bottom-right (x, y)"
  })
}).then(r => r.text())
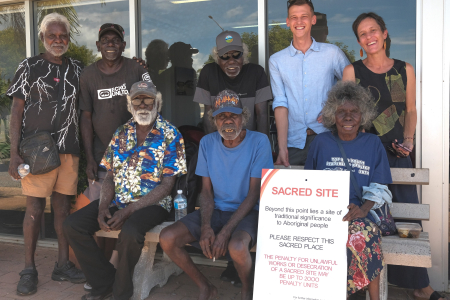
top-left (100, 37), bottom-right (123, 45)
top-left (131, 97), bottom-right (155, 106)
top-left (219, 51), bottom-right (243, 61)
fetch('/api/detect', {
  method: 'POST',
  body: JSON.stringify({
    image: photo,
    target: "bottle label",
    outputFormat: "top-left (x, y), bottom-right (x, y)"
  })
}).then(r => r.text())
top-left (174, 202), bottom-right (186, 210)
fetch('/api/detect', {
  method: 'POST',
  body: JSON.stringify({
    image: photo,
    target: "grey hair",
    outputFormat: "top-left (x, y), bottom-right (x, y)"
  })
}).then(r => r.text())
top-left (38, 13), bottom-right (70, 41)
top-left (321, 81), bottom-right (377, 131)
top-left (207, 106), bottom-right (251, 130)
top-left (212, 43), bottom-right (249, 65)
top-left (127, 91), bottom-right (163, 113)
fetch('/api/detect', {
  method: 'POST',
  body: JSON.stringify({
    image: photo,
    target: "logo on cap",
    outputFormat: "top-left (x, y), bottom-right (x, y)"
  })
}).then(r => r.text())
top-left (138, 82), bottom-right (148, 88)
top-left (225, 35), bottom-right (233, 43)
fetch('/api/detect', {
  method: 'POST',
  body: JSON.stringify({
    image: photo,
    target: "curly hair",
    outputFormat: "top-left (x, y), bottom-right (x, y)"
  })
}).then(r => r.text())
top-left (207, 106), bottom-right (251, 130)
top-left (321, 81), bottom-right (376, 131)
top-left (211, 43), bottom-right (249, 65)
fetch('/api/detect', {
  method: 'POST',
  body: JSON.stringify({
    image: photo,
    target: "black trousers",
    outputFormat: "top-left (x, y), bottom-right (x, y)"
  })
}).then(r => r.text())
top-left (63, 200), bottom-right (168, 300)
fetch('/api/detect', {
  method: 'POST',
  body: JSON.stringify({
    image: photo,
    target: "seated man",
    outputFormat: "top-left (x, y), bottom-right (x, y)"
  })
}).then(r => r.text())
top-left (160, 89), bottom-right (274, 300)
top-left (64, 81), bottom-right (186, 300)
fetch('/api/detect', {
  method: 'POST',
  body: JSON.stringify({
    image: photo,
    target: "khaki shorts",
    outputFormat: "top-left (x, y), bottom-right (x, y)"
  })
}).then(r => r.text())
top-left (21, 154), bottom-right (79, 198)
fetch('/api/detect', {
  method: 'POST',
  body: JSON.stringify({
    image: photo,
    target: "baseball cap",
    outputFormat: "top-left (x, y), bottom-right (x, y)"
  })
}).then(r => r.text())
top-left (216, 31), bottom-right (243, 56)
top-left (98, 23), bottom-right (125, 41)
top-left (212, 89), bottom-right (243, 117)
top-left (129, 81), bottom-right (157, 99)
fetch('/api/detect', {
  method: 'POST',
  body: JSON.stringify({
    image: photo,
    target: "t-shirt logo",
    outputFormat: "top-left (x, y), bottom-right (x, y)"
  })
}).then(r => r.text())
top-left (142, 72), bottom-right (151, 82)
top-left (225, 35), bottom-right (233, 43)
top-left (97, 83), bottom-right (129, 100)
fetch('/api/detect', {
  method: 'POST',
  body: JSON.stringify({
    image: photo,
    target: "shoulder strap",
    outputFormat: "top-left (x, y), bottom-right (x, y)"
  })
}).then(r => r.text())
top-left (53, 57), bottom-right (67, 142)
top-left (332, 134), bottom-right (363, 201)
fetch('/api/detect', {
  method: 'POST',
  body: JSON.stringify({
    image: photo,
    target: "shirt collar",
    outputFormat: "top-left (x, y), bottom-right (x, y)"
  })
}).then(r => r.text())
top-left (289, 37), bottom-right (319, 56)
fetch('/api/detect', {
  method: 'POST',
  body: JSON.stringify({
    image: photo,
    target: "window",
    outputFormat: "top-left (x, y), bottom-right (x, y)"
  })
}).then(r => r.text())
top-left (140, 0), bottom-right (258, 128)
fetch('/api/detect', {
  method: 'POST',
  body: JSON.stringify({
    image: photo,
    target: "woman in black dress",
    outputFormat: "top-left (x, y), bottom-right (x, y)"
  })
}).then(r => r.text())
top-left (342, 12), bottom-right (445, 300)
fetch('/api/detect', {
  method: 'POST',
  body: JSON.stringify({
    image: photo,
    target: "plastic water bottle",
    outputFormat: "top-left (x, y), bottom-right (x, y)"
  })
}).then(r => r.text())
top-left (174, 190), bottom-right (187, 221)
top-left (18, 164), bottom-right (30, 178)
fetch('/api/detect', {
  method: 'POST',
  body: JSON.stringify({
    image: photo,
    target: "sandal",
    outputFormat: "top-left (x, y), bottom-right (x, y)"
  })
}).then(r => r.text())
top-left (430, 291), bottom-right (446, 300)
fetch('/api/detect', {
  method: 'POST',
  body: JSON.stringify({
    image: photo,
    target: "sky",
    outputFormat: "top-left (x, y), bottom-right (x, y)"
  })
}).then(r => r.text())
top-left (1, 0), bottom-right (416, 75)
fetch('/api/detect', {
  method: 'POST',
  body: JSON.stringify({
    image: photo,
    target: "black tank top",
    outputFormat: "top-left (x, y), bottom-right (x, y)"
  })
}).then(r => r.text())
top-left (353, 59), bottom-right (407, 143)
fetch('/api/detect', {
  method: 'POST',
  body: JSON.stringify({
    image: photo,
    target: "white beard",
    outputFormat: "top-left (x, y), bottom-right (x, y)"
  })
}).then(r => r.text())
top-left (217, 123), bottom-right (243, 140)
top-left (43, 40), bottom-right (68, 58)
top-left (130, 105), bottom-right (158, 125)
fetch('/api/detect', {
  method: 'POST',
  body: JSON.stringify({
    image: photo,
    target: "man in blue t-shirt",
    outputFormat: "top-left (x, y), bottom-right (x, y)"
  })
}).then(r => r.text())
top-left (160, 89), bottom-right (274, 300)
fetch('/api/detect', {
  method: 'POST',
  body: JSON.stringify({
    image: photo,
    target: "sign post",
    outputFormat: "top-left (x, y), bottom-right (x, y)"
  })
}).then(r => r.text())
top-left (254, 169), bottom-right (349, 300)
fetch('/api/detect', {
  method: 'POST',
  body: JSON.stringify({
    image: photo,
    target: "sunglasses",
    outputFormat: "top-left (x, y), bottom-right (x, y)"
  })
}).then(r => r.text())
top-left (131, 97), bottom-right (155, 106)
top-left (219, 51), bottom-right (243, 61)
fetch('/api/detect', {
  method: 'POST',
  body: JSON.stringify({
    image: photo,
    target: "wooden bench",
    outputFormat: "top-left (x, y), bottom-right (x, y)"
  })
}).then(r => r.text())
top-left (96, 167), bottom-right (431, 300)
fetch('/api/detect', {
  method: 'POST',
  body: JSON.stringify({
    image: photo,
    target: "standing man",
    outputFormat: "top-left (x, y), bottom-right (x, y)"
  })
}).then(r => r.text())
top-left (270, 0), bottom-right (350, 166)
top-left (7, 12), bottom-right (85, 296)
top-left (160, 90), bottom-right (274, 300)
top-left (79, 23), bottom-right (151, 200)
top-left (65, 81), bottom-right (186, 300)
top-left (194, 31), bottom-right (272, 137)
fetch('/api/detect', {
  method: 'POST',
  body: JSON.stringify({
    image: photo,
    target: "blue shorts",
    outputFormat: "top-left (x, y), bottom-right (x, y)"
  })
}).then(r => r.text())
top-left (179, 209), bottom-right (259, 250)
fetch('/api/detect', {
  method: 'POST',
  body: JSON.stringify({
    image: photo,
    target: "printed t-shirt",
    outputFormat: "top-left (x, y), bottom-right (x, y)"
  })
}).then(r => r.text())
top-left (195, 130), bottom-right (274, 211)
top-left (305, 131), bottom-right (392, 223)
top-left (79, 57), bottom-right (152, 165)
top-left (193, 63), bottom-right (272, 131)
top-left (100, 114), bottom-right (187, 211)
top-left (7, 55), bottom-right (83, 154)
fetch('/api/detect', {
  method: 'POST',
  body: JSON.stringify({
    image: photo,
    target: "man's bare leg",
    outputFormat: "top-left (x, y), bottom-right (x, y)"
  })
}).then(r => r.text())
top-left (228, 231), bottom-right (253, 300)
top-left (51, 192), bottom-right (71, 267)
top-left (23, 197), bottom-right (46, 270)
top-left (160, 222), bottom-right (218, 300)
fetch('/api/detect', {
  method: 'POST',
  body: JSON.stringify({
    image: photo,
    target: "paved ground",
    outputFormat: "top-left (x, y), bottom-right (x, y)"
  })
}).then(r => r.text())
top-left (0, 242), bottom-right (447, 300)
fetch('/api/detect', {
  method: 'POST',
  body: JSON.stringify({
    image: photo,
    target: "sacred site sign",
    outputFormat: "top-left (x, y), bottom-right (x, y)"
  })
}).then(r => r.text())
top-left (254, 169), bottom-right (349, 300)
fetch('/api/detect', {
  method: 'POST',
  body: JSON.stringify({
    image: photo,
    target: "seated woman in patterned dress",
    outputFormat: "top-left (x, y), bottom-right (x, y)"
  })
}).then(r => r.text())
top-left (305, 81), bottom-right (391, 300)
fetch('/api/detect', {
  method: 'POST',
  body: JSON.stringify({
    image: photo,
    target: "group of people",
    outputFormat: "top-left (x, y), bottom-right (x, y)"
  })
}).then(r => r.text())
top-left (5, 0), bottom-right (444, 300)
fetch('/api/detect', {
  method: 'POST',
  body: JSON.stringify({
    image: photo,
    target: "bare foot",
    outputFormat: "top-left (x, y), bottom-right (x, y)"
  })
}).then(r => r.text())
top-left (198, 283), bottom-right (218, 300)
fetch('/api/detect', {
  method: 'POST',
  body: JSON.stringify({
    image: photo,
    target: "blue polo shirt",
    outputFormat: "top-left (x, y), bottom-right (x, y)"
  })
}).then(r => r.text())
top-left (269, 38), bottom-right (350, 149)
top-left (195, 130), bottom-right (274, 211)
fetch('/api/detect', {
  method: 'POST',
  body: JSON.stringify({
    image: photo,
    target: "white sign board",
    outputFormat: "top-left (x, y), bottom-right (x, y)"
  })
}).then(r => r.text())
top-left (254, 169), bottom-right (349, 300)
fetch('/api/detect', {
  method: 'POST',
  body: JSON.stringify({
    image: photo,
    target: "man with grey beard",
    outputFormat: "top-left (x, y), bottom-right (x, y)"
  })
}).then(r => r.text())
top-left (160, 89), bottom-right (273, 300)
top-left (7, 12), bottom-right (85, 296)
top-left (64, 81), bottom-right (187, 300)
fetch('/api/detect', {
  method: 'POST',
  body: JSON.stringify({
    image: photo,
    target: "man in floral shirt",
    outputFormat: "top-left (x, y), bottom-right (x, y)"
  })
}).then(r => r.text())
top-left (64, 81), bottom-right (186, 300)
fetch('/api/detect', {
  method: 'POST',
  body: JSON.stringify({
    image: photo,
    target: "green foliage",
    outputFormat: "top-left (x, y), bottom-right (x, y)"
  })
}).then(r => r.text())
top-left (327, 40), bottom-right (356, 63)
top-left (65, 43), bottom-right (98, 66)
top-left (268, 25), bottom-right (293, 55)
top-left (0, 27), bottom-right (26, 81)
top-left (0, 141), bottom-right (10, 160)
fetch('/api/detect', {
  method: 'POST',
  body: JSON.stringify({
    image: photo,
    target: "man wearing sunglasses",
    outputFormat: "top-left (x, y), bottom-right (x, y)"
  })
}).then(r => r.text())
top-left (79, 23), bottom-right (152, 202)
top-left (65, 81), bottom-right (187, 300)
top-left (270, 0), bottom-right (350, 167)
top-left (194, 31), bottom-right (272, 137)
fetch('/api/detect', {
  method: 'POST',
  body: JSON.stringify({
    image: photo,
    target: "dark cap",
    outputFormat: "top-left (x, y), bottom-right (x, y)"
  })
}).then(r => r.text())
top-left (212, 89), bottom-right (243, 117)
top-left (129, 81), bottom-right (157, 99)
top-left (216, 31), bottom-right (243, 56)
top-left (99, 23), bottom-right (125, 41)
